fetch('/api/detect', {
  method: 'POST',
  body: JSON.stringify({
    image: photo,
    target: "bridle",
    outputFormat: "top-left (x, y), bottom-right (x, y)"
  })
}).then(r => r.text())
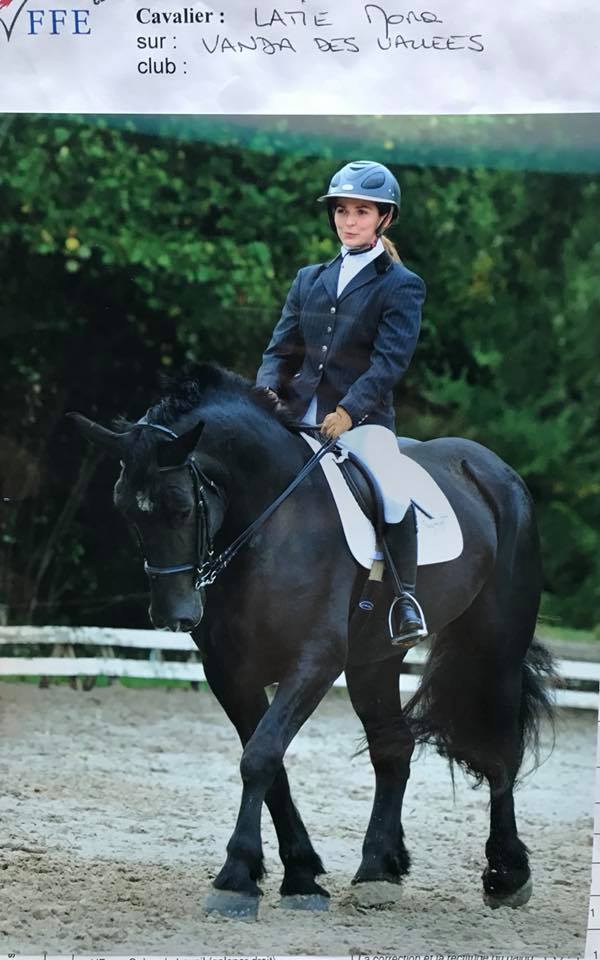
top-left (133, 419), bottom-right (340, 592)
top-left (134, 422), bottom-right (221, 591)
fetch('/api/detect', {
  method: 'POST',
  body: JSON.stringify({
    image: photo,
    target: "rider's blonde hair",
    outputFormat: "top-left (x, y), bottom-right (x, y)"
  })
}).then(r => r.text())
top-left (382, 235), bottom-right (401, 262)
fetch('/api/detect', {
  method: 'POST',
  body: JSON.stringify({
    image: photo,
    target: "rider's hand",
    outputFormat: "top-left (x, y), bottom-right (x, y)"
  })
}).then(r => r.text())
top-left (263, 387), bottom-right (279, 403)
top-left (321, 406), bottom-right (352, 439)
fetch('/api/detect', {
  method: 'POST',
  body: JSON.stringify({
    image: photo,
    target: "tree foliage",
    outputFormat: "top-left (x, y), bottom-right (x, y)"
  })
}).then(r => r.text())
top-left (0, 115), bottom-right (598, 630)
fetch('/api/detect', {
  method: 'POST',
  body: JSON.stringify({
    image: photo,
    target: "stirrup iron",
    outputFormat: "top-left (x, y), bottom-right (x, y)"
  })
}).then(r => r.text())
top-left (388, 593), bottom-right (428, 649)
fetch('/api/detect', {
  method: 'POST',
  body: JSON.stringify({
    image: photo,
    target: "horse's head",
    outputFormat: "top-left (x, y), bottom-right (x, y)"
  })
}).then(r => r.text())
top-left (69, 413), bottom-right (226, 632)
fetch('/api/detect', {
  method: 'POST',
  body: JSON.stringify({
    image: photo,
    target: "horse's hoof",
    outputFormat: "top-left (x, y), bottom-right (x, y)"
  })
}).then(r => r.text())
top-left (352, 871), bottom-right (403, 886)
top-left (279, 893), bottom-right (330, 912)
top-left (345, 880), bottom-right (402, 911)
top-left (204, 889), bottom-right (260, 919)
top-left (483, 876), bottom-right (533, 909)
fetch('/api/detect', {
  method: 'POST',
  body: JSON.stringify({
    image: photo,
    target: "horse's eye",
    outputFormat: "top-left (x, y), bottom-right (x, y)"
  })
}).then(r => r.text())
top-left (169, 501), bottom-right (193, 523)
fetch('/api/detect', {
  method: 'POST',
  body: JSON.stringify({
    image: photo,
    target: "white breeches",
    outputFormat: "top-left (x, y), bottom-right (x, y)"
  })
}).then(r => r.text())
top-left (337, 427), bottom-right (410, 523)
top-left (303, 397), bottom-right (409, 523)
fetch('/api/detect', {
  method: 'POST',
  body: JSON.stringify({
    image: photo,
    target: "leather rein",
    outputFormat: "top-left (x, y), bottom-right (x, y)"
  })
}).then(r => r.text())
top-left (136, 421), bottom-right (338, 591)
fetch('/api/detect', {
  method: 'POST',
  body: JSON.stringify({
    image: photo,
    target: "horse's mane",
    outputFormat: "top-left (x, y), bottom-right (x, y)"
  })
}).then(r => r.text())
top-left (116, 363), bottom-right (296, 432)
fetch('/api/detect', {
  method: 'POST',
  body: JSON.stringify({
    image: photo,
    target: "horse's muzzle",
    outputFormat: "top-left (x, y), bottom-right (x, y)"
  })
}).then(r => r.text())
top-left (155, 616), bottom-right (201, 633)
top-left (149, 600), bottom-right (204, 633)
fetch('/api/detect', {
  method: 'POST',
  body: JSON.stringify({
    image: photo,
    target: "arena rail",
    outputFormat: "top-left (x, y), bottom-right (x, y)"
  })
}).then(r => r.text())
top-left (0, 626), bottom-right (597, 710)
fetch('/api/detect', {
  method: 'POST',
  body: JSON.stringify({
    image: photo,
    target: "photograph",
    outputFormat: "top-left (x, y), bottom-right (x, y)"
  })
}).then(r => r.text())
top-left (0, 112), bottom-right (598, 957)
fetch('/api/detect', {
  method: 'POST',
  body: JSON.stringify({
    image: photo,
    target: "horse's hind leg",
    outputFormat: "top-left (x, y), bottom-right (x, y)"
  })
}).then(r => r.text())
top-left (346, 658), bottom-right (414, 886)
top-left (411, 588), bottom-right (540, 909)
top-left (473, 552), bottom-right (544, 908)
top-left (482, 672), bottom-right (533, 910)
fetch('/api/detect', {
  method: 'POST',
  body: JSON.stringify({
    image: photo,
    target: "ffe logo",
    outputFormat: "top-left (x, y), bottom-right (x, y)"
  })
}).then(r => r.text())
top-left (0, 0), bottom-right (92, 42)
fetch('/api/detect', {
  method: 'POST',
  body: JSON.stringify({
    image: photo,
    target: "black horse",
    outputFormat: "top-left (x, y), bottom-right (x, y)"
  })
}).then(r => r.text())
top-left (71, 363), bottom-right (554, 918)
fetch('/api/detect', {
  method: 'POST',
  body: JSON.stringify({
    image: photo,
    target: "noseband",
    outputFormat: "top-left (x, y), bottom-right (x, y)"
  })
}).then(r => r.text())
top-left (135, 422), bottom-right (219, 591)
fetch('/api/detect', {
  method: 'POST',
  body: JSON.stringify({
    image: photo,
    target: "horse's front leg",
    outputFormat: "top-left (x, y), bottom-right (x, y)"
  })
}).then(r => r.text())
top-left (268, 766), bottom-right (330, 904)
top-left (346, 658), bottom-right (414, 890)
top-left (209, 633), bottom-right (345, 916)
top-left (201, 654), bottom-right (328, 911)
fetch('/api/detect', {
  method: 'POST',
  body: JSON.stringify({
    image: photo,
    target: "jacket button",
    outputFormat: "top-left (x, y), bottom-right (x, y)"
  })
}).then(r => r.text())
top-left (327, 325), bottom-right (332, 333)
top-left (321, 345), bottom-right (327, 352)
top-left (318, 363), bottom-right (324, 370)
top-left (330, 306), bottom-right (336, 314)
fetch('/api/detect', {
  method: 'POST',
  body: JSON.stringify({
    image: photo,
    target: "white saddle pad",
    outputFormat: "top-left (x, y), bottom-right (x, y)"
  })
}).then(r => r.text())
top-left (302, 433), bottom-right (463, 568)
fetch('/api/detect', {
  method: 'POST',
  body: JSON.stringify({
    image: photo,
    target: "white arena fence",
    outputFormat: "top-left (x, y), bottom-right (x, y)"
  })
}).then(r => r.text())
top-left (0, 626), bottom-right (597, 711)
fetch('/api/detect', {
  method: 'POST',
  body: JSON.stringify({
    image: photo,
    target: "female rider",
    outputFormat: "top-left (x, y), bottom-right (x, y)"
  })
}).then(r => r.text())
top-left (255, 160), bottom-right (427, 644)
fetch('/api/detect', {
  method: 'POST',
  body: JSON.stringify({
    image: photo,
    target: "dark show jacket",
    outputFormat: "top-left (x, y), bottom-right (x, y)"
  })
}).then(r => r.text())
top-left (256, 249), bottom-right (426, 430)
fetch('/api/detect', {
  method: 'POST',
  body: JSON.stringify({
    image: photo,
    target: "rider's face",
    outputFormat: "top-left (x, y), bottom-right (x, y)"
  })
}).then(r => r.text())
top-left (333, 198), bottom-right (385, 248)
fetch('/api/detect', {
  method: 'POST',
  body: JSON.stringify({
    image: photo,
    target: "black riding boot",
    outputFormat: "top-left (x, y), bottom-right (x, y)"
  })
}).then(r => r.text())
top-left (382, 504), bottom-right (427, 646)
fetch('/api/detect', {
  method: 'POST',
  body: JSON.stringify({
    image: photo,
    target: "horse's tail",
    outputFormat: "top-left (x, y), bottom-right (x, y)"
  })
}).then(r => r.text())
top-left (404, 453), bottom-right (556, 787)
top-left (518, 637), bottom-right (557, 773)
top-left (404, 633), bottom-right (556, 787)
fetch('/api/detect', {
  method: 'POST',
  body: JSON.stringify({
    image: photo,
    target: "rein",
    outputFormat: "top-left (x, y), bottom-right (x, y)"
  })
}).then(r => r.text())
top-left (137, 420), bottom-right (338, 590)
top-left (196, 429), bottom-right (338, 587)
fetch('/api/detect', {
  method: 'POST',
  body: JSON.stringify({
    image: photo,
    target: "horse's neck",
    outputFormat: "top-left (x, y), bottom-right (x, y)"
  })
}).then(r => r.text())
top-left (225, 425), bottom-right (306, 488)
top-left (204, 416), bottom-right (308, 526)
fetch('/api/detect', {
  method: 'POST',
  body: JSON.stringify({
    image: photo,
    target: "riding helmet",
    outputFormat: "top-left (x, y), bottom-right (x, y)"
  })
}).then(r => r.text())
top-left (317, 160), bottom-right (401, 235)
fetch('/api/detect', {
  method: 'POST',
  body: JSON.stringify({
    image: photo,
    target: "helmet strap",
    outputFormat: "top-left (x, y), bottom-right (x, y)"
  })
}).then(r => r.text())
top-left (345, 236), bottom-right (379, 256)
top-left (375, 211), bottom-right (392, 236)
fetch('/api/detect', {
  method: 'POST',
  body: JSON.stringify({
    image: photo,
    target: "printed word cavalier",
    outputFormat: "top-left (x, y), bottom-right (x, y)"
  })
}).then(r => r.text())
top-left (136, 7), bottom-right (220, 24)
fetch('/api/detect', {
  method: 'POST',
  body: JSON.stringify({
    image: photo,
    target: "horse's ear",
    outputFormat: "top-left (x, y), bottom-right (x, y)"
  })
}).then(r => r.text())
top-left (66, 413), bottom-right (129, 457)
top-left (157, 420), bottom-right (205, 468)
